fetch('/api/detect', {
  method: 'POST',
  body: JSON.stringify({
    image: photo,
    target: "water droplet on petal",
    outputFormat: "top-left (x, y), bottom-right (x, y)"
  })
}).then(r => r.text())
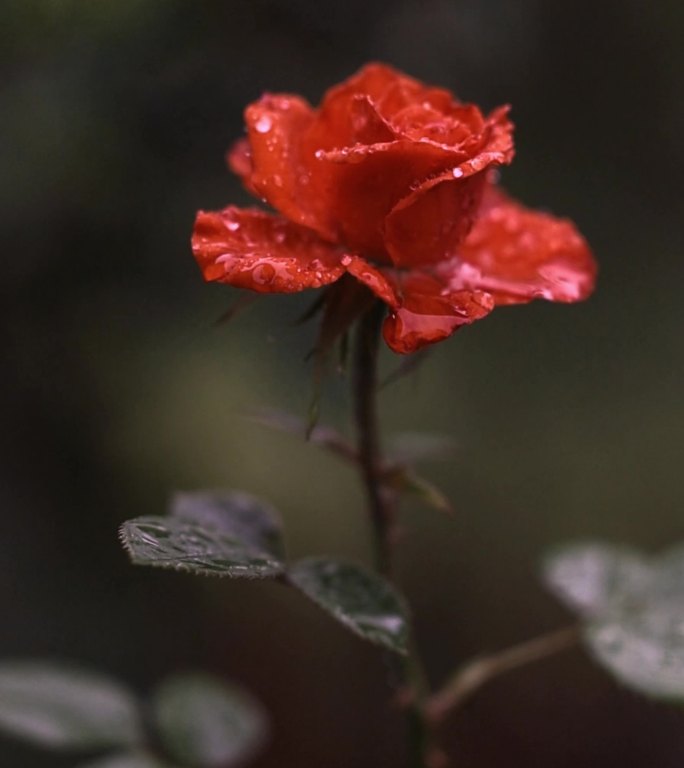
top-left (226, 220), bottom-right (240, 232)
top-left (252, 263), bottom-right (276, 285)
top-left (341, 255), bottom-right (352, 267)
top-left (255, 115), bottom-right (273, 133)
top-left (452, 167), bottom-right (464, 178)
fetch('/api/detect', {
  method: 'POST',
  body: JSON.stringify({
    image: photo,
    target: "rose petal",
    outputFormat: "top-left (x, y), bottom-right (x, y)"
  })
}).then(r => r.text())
top-left (479, 106), bottom-right (515, 163)
top-left (314, 140), bottom-right (473, 259)
top-left (384, 171), bottom-right (488, 269)
top-left (311, 100), bottom-right (512, 263)
top-left (308, 91), bottom-right (396, 152)
top-left (192, 206), bottom-right (345, 293)
top-left (448, 186), bottom-right (597, 304)
top-left (317, 63), bottom-right (412, 123)
top-left (341, 64), bottom-right (459, 122)
top-left (227, 137), bottom-right (253, 178)
top-left (244, 94), bottom-right (337, 241)
top-left (342, 254), bottom-right (399, 306)
top-left (341, 255), bottom-right (494, 353)
top-left (382, 108), bottom-right (513, 269)
top-left (389, 102), bottom-right (479, 145)
top-left (381, 271), bottom-right (494, 354)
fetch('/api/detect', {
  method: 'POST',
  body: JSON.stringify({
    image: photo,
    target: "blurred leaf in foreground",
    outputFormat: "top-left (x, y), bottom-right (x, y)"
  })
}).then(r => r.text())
top-left (543, 541), bottom-right (650, 617)
top-left (544, 542), bottom-right (684, 701)
top-left (0, 662), bottom-right (141, 750)
top-left (153, 674), bottom-right (268, 768)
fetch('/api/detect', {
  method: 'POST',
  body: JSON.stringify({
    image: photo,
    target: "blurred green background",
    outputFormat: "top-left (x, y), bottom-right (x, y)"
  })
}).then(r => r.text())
top-left (2, 1), bottom-right (684, 766)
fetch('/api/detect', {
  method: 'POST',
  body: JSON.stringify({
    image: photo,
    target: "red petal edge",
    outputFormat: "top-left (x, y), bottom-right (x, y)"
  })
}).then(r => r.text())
top-left (227, 137), bottom-right (253, 178)
top-left (192, 207), bottom-right (345, 293)
top-left (380, 271), bottom-right (494, 354)
top-left (449, 186), bottom-right (598, 304)
top-left (341, 255), bottom-right (495, 354)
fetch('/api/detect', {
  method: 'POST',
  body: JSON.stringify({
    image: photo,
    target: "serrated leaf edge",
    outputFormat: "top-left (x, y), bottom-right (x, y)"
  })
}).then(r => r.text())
top-left (118, 519), bottom-right (285, 580)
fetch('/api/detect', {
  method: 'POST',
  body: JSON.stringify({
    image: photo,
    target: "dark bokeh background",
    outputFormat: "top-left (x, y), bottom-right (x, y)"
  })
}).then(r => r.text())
top-left (2, 1), bottom-right (684, 766)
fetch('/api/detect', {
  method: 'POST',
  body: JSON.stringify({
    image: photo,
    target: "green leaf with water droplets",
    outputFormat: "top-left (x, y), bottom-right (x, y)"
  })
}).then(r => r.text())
top-left (542, 541), bottom-right (649, 617)
top-left (0, 662), bottom-right (141, 750)
top-left (78, 753), bottom-right (174, 768)
top-left (152, 674), bottom-right (268, 768)
top-left (119, 491), bottom-right (286, 578)
top-left (287, 557), bottom-right (410, 655)
top-left (170, 491), bottom-right (286, 561)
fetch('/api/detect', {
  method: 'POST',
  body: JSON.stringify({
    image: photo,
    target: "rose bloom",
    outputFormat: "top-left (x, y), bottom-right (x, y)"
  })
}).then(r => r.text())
top-left (192, 63), bottom-right (596, 354)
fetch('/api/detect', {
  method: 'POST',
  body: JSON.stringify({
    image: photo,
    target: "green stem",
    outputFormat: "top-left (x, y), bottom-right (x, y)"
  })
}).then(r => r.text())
top-left (352, 302), bottom-right (432, 768)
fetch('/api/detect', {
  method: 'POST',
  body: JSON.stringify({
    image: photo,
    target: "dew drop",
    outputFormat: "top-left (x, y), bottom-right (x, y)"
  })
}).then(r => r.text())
top-left (252, 263), bottom-right (276, 285)
top-left (254, 115), bottom-right (273, 133)
top-left (352, 112), bottom-right (368, 130)
top-left (226, 220), bottom-right (240, 232)
top-left (488, 206), bottom-right (505, 222)
top-left (341, 254), bottom-right (353, 266)
top-left (452, 167), bottom-right (464, 178)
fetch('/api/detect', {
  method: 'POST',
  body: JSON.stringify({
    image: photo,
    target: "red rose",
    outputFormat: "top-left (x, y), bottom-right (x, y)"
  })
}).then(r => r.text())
top-left (193, 63), bottom-right (596, 354)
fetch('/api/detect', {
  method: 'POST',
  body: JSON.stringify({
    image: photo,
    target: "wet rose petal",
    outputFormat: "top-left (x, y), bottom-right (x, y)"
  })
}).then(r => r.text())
top-left (380, 271), bottom-right (494, 354)
top-left (342, 63), bottom-right (471, 130)
top-left (342, 254), bottom-right (399, 306)
top-left (307, 88), bottom-right (396, 153)
top-left (192, 207), bottom-right (345, 293)
top-left (384, 172), bottom-right (488, 269)
top-left (243, 94), bottom-right (337, 241)
top-left (315, 102), bottom-right (512, 262)
top-left (447, 186), bottom-right (597, 304)
top-left (315, 140), bottom-right (473, 258)
top-left (383, 108), bottom-right (513, 269)
top-left (339, 255), bottom-right (496, 355)
top-left (313, 63), bottom-right (410, 132)
top-left (227, 137), bottom-right (253, 178)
